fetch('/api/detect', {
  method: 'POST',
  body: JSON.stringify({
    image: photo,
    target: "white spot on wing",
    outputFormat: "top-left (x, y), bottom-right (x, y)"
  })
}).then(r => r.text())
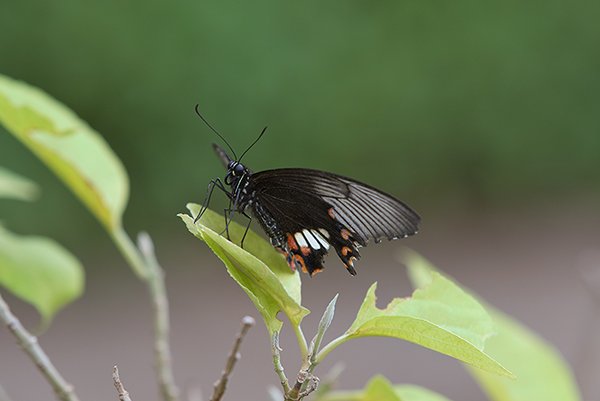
top-left (302, 229), bottom-right (321, 249)
top-left (311, 229), bottom-right (330, 250)
top-left (295, 232), bottom-right (308, 248)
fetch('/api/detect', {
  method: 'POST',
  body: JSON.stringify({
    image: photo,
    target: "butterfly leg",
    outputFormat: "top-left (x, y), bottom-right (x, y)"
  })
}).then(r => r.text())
top-left (195, 178), bottom-right (230, 223)
top-left (239, 211), bottom-right (253, 249)
top-left (219, 206), bottom-right (251, 247)
top-left (222, 205), bottom-right (234, 240)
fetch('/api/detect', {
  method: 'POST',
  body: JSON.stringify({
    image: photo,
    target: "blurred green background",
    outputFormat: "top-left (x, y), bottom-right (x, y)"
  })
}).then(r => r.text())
top-left (2, 2), bottom-right (600, 401)
top-left (1, 0), bottom-right (599, 245)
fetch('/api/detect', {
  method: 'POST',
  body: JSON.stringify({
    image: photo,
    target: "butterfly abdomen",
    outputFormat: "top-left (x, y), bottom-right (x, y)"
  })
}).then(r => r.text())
top-left (251, 200), bottom-right (286, 248)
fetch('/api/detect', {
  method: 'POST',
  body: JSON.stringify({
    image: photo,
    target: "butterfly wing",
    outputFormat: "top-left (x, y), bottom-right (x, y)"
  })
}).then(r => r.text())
top-left (249, 168), bottom-right (420, 275)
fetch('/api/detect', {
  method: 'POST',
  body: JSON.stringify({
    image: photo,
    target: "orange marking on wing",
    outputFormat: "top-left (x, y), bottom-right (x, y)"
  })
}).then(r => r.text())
top-left (310, 267), bottom-right (323, 276)
top-left (340, 228), bottom-right (351, 240)
top-left (287, 233), bottom-right (298, 251)
top-left (292, 254), bottom-right (308, 274)
top-left (285, 254), bottom-right (296, 271)
top-left (328, 207), bottom-right (336, 219)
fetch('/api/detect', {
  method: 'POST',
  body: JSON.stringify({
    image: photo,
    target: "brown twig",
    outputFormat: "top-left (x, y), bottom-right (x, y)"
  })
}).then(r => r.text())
top-left (285, 368), bottom-right (319, 401)
top-left (0, 293), bottom-right (80, 401)
top-left (112, 366), bottom-right (133, 401)
top-left (138, 232), bottom-right (180, 401)
top-left (209, 316), bottom-right (255, 401)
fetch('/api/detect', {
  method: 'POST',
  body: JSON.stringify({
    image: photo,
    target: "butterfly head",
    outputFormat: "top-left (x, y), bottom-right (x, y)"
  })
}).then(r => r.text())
top-left (228, 160), bottom-right (246, 176)
top-left (225, 160), bottom-right (249, 185)
top-left (212, 143), bottom-right (248, 185)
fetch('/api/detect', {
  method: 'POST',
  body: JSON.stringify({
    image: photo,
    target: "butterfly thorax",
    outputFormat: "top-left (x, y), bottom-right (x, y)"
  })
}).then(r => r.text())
top-left (226, 169), bottom-right (286, 247)
top-left (225, 162), bottom-right (254, 212)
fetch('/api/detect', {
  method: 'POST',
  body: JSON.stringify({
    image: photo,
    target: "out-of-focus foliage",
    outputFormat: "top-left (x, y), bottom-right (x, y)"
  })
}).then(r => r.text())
top-left (404, 250), bottom-right (582, 401)
top-left (1, 0), bottom-right (598, 239)
top-left (0, 74), bottom-right (129, 231)
top-left (317, 375), bottom-right (454, 401)
top-left (0, 167), bottom-right (39, 201)
top-left (0, 165), bottom-right (83, 323)
top-left (0, 225), bottom-right (84, 323)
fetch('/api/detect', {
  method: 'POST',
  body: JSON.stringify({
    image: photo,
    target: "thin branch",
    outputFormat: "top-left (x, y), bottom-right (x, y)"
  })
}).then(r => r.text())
top-left (209, 316), bottom-right (255, 401)
top-left (285, 367), bottom-right (319, 401)
top-left (271, 332), bottom-right (290, 393)
top-left (138, 232), bottom-right (180, 401)
top-left (113, 366), bottom-right (133, 401)
top-left (298, 376), bottom-right (319, 399)
top-left (0, 293), bottom-right (80, 401)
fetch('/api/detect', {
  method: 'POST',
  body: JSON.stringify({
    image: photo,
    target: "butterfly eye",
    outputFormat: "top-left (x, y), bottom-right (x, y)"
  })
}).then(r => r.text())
top-left (233, 163), bottom-right (245, 176)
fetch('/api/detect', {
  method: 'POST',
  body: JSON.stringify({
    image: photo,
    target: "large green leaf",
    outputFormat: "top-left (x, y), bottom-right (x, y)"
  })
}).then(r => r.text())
top-left (404, 250), bottom-right (581, 401)
top-left (179, 204), bottom-right (308, 333)
top-left (318, 375), bottom-right (453, 401)
top-left (337, 275), bottom-right (511, 377)
top-left (0, 74), bottom-right (128, 230)
top-left (0, 166), bottom-right (39, 201)
top-left (0, 225), bottom-right (84, 322)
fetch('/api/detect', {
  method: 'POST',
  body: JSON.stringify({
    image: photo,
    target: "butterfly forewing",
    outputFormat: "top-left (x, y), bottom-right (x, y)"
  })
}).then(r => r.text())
top-left (248, 168), bottom-right (420, 275)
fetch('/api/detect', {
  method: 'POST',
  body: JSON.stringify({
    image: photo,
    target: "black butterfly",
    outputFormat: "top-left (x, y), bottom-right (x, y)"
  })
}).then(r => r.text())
top-left (195, 107), bottom-right (421, 276)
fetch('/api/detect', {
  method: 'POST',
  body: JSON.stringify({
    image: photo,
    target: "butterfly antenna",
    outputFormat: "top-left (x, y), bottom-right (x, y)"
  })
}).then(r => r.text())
top-left (194, 104), bottom-right (238, 160)
top-left (239, 126), bottom-right (268, 162)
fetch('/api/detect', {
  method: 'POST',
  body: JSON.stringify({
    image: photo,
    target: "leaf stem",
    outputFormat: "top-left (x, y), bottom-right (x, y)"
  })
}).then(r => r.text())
top-left (292, 323), bottom-right (309, 361)
top-left (0, 293), bottom-right (80, 401)
top-left (314, 334), bottom-right (351, 365)
top-left (111, 227), bottom-right (147, 280)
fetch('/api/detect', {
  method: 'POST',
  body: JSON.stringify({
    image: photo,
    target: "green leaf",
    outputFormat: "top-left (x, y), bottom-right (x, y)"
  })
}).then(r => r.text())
top-left (179, 204), bottom-right (308, 333)
top-left (0, 166), bottom-right (39, 201)
top-left (339, 275), bottom-right (511, 377)
top-left (403, 250), bottom-right (582, 401)
top-left (0, 74), bottom-right (128, 230)
top-left (0, 225), bottom-right (84, 322)
top-left (362, 376), bottom-right (403, 401)
top-left (394, 385), bottom-right (453, 401)
top-left (318, 375), bottom-right (453, 401)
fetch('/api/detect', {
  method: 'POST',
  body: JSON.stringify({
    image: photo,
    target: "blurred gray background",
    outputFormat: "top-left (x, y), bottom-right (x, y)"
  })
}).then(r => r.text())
top-left (1, 0), bottom-right (599, 400)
